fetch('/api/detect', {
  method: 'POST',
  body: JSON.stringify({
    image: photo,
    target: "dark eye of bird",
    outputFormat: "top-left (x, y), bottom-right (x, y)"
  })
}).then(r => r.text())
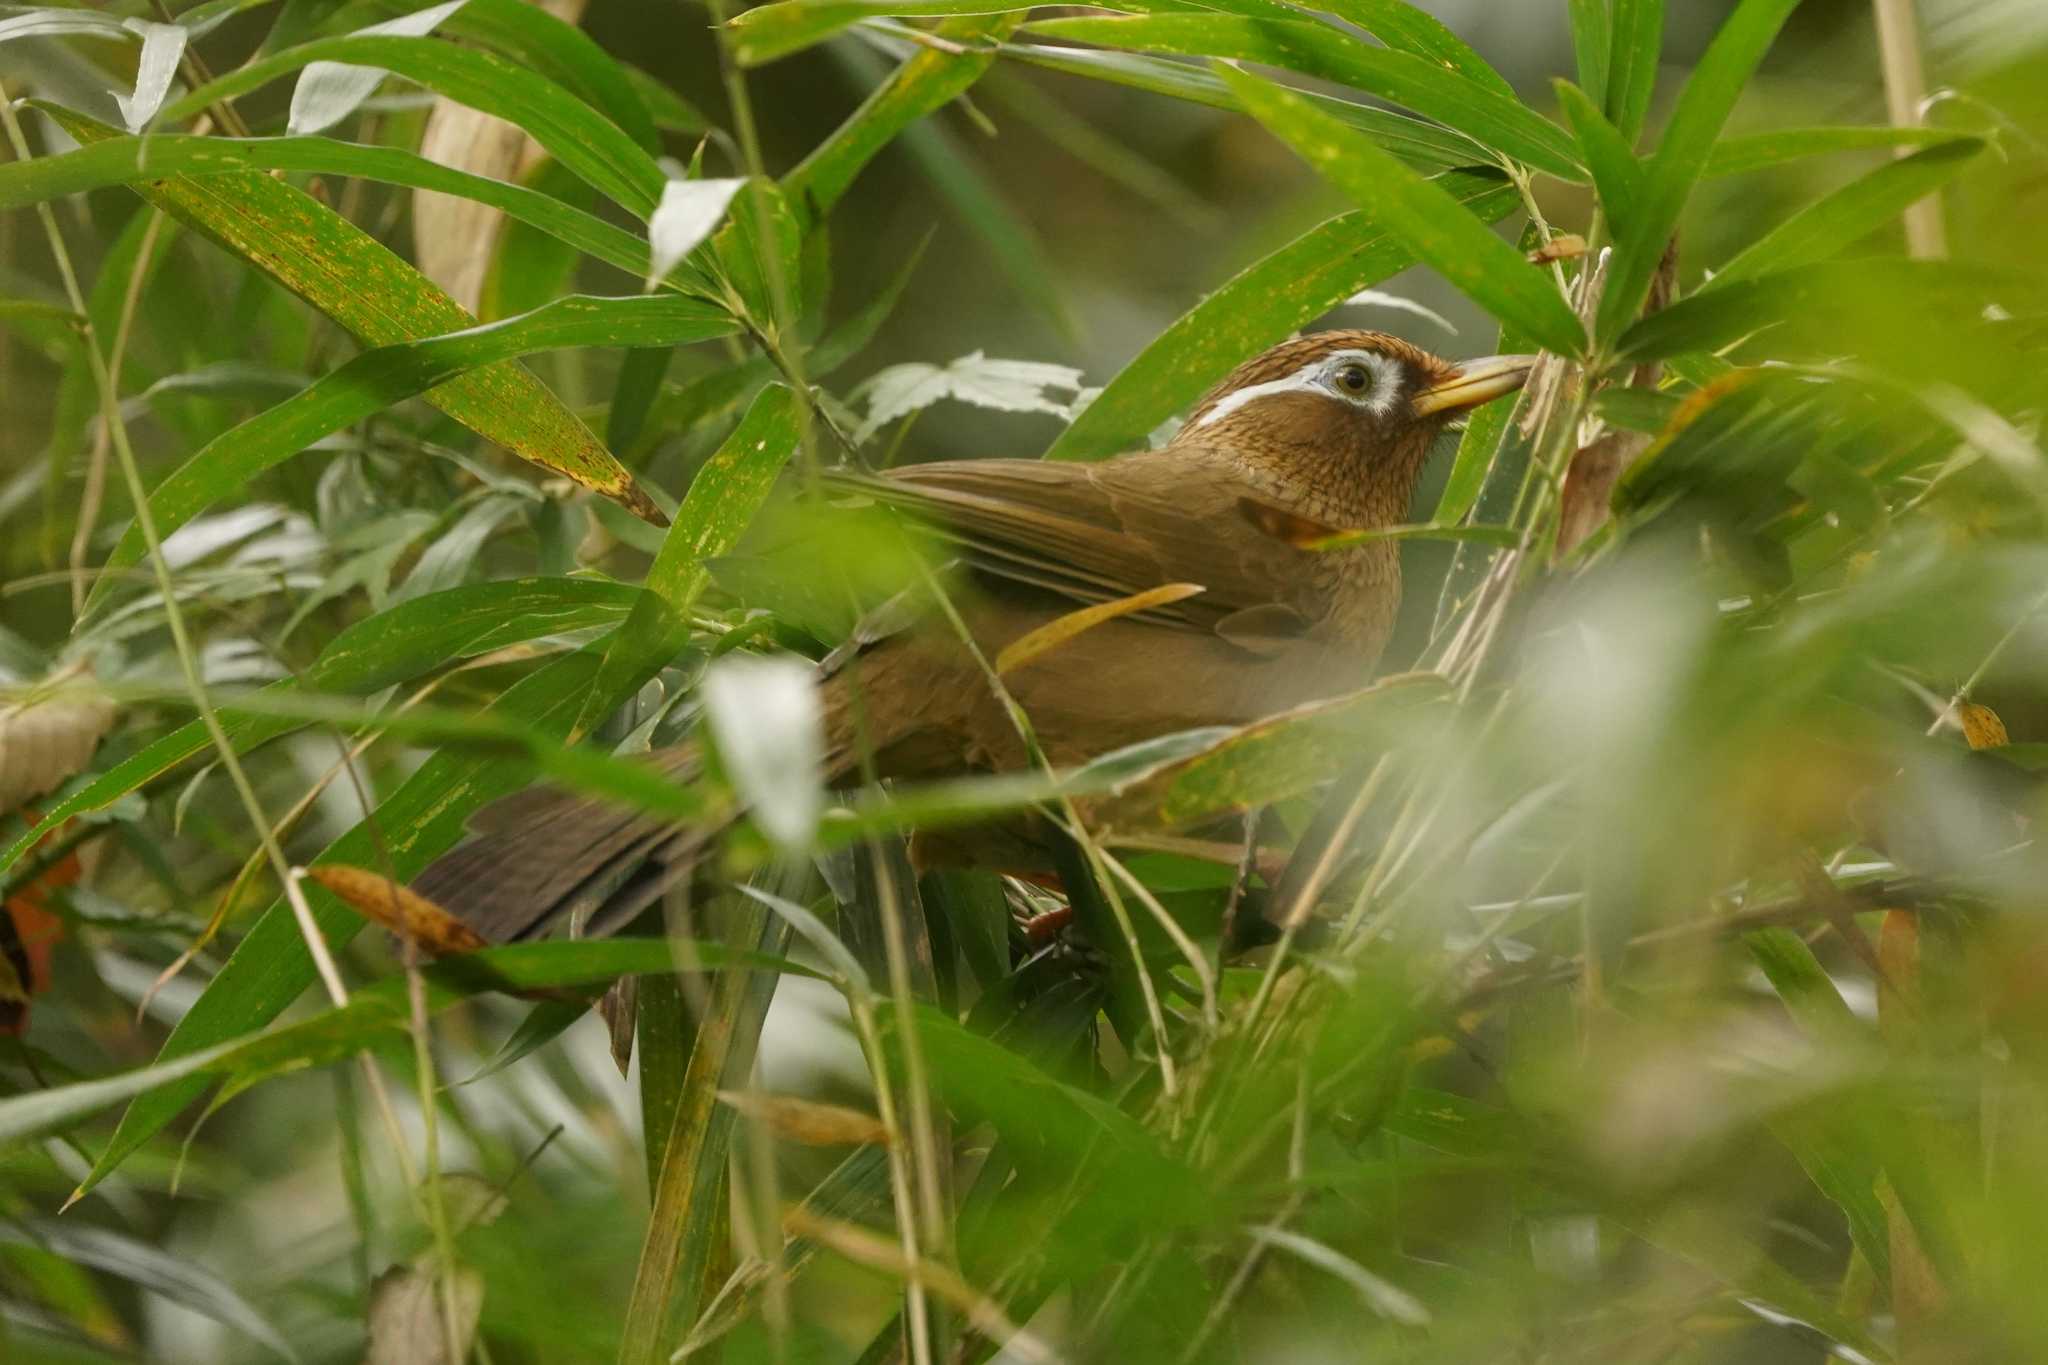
top-left (1337, 363), bottom-right (1370, 394)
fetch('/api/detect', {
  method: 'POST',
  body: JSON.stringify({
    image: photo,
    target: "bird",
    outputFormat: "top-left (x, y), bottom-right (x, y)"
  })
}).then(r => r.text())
top-left (410, 331), bottom-right (1535, 943)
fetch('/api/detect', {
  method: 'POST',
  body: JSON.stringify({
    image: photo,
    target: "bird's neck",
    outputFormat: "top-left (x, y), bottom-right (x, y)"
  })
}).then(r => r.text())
top-left (1225, 427), bottom-right (1437, 531)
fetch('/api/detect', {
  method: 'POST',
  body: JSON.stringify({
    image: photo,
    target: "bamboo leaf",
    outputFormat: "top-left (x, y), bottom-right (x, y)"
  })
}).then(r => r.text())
top-left (994, 40), bottom-right (1492, 168)
top-left (1217, 65), bottom-right (1586, 357)
top-left (158, 33), bottom-right (664, 216)
top-left (1568, 0), bottom-right (1611, 108)
top-left (1027, 15), bottom-right (1585, 180)
top-left (1048, 170), bottom-right (1516, 460)
top-left (1604, 0), bottom-right (1661, 142)
top-left (1555, 78), bottom-right (1646, 219)
top-left (1313, 0), bottom-right (1515, 96)
top-left (1704, 124), bottom-right (1982, 178)
top-left (1708, 138), bottom-right (1985, 287)
top-left (786, 14), bottom-right (1022, 225)
top-left (1594, 0), bottom-right (1807, 346)
top-left (0, 122), bottom-right (652, 277)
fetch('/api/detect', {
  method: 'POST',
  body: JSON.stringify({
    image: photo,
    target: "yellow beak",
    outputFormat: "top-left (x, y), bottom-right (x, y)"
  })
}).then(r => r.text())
top-left (1411, 353), bottom-right (1539, 417)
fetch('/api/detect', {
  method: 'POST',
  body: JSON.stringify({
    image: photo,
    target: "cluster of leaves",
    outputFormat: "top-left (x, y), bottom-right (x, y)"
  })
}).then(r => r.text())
top-left (1, 0), bottom-right (2046, 1362)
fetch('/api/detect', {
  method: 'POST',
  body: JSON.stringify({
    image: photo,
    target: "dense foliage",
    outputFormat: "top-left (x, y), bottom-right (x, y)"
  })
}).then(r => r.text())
top-left (2, 0), bottom-right (2046, 1361)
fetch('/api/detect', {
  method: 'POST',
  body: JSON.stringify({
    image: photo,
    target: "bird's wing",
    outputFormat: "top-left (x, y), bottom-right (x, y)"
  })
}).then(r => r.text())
top-left (831, 448), bottom-right (1332, 637)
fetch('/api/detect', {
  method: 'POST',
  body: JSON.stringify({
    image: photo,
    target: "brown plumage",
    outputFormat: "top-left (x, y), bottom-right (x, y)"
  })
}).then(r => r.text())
top-left (412, 331), bottom-right (1534, 941)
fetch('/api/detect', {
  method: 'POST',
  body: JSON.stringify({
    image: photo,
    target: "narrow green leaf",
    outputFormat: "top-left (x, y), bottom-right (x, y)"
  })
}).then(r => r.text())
top-left (1568, 0), bottom-right (1611, 109)
top-left (89, 295), bottom-right (735, 609)
top-left (1604, 0), bottom-right (1661, 142)
top-left (620, 898), bottom-right (789, 1365)
top-left (1314, 0), bottom-right (1516, 97)
top-left (1708, 138), bottom-right (1984, 286)
top-left (1554, 78), bottom-right (1645, 220)
top-left (994, 40), bottom-right (1491, 169)
top-left (1704, 124), bottom-right (1981, 178)
top-left (1218, 65), bottom-right (1585, 356)
top-left (0, 122), bottom-right (651, 278)
top-left (1595, 0), bottom-right (1807, 345)
top-left (1431, 309), bottom-right (1533, 524)
top-left (1093, 673), bottom-right (1450, 830)
top-left (1613, 259), bottom-right (2032, 365)
top-left (158, 34), bottom-right (664, 216)
top-left (339, 0), bottom-right (661, 152)
top-left (731, 0), bottom-right (1037, 66)
top-left (1048, 170), bottom-right (1515, 459)
top-left (580, 386), bottom-right (802, 732)
top-left (1028, 16), bottom-right (1586, 180)
top-left (786, 14), bottom-right (1022, 225)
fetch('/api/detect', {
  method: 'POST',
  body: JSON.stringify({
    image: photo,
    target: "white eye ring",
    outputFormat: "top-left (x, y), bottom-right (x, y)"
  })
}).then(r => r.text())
top-left (1324, 351), bottom-right (1400, 413)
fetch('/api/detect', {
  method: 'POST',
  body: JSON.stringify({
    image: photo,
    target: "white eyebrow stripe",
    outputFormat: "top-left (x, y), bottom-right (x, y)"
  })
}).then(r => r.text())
top-left (1190, 349), bottom-right (1403, 429)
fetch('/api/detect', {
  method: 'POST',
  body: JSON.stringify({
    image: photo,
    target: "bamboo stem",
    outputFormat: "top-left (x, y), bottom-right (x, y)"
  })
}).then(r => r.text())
top-left (1872, 0), bottom-right (1948, 259)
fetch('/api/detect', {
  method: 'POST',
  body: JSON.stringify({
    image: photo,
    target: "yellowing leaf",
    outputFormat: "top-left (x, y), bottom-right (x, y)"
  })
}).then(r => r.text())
top-left (996, 583), bottom-right (1206, 676)
top-left (0, 667), bottom-right (115, 814)
top-left (716, 1091), bottom-right (890, 1147)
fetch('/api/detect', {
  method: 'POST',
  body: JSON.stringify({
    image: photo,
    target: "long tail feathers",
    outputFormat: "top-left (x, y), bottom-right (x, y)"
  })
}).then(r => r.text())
top-left (410, 743), bottom-right (722, 943)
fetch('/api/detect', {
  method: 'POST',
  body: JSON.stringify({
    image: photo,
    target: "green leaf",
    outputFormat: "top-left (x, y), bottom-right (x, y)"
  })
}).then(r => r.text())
top-left (1217, 64), bottom-right (1586, 356)
top-left (1568, 0), bottom-right (1611, 109)
top-left (620, 898), bottom-right (790, 1365)
top-left (1555, 78), bottom-right (1645, 219)
top-left (786, 13), bottom-right (1022, 226)
top-left (42, 106), bottom-right (672, 535)
top-left (158, 34), bottom-right (664, 217)
top-left (0, 939), bottom-right (817, 1149)
top-left (1708, 138), bottom-right (1985, 287)
top-left (1604, 0), bottom-right (1661, 142)
top-left (1704, 124), bottom-right (1982, 178)
top-left (1432, 340), bottom-right (1532, 525)
top-left (1047, 169), bottom-right (1515, 459)
top-left (0, 578), bottom-right (638, 883)
top-left (994, 40), bottom-right (1492, 168)
top-left (580, 386), bottom-right (802, 731)
top-left (90, 294), bottom-right (735, 609)
top-left (1093, 673), bottom-right (1450, 829)
top-left (1594, 0), bottom-right (1806, 346)
top-left (728, 0), bottom-right (1042, 66)
top-left (1613, 259), bottom-right (2033, 365)
top-left (336, 0), bottom-right (661, 152)
top-left (1313, 0), bottom-right (1515, 97)
top-left (1027, 15), bottom-right (1585, 180)
top-left (0, 122), bottom-right (651, 278)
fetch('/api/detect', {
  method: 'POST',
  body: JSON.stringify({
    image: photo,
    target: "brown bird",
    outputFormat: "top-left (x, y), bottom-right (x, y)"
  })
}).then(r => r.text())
top-left (412, 331), bottom-right (1534, 941)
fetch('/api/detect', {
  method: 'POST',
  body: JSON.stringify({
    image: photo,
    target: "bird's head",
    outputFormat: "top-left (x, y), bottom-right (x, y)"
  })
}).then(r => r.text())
top-left (1171, 331), bottom-right (1536, 517)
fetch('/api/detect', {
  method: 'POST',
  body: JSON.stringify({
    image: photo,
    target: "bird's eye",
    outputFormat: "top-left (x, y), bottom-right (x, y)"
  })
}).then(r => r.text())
top-left (1336, 363), bottom-right (1371, 394)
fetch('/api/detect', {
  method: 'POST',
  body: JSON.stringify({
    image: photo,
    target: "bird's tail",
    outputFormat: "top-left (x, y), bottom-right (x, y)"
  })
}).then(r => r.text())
top-left (409, 742), bottom-right (729, 943)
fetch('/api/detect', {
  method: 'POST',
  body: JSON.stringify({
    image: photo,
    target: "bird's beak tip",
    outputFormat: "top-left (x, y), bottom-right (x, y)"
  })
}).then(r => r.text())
top-left (1412, 353), bottom-right (1540, 418)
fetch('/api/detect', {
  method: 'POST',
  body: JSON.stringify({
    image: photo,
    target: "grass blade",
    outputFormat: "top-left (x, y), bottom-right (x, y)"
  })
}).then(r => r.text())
top-left (1028, 15), bottom-right (1585, 180)
top-left (1218, 64), bottom-right (1585, 357)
